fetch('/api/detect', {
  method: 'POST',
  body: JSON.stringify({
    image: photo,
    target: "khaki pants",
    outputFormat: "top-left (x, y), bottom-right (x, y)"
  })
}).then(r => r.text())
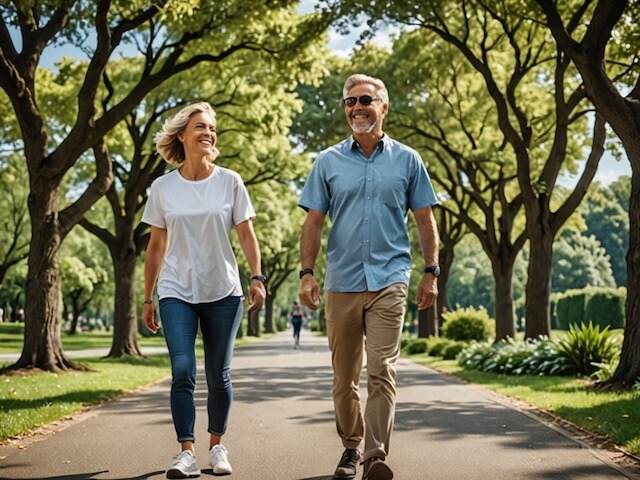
top-left (325, 283), bottom-right (407, 461)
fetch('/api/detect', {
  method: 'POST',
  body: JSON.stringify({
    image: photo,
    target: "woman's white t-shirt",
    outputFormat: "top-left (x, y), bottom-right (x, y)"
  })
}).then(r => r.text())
top-left (142, 167), bottom-right (255, 303)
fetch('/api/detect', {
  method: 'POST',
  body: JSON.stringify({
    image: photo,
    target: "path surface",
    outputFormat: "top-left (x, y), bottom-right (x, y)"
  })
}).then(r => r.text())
top-left (0, 331), bottom-right (638, 479)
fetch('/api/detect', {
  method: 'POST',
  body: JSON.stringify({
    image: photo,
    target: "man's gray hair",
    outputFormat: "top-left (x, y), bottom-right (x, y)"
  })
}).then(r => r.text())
top-left (343, 74), bottom-right (389, 105)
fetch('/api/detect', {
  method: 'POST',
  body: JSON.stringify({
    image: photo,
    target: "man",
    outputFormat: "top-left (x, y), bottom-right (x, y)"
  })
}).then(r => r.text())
top-left (298, 74), bottom-right (439, 480)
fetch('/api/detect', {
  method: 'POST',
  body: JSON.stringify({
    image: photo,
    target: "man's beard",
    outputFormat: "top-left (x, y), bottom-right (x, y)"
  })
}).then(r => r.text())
top-left (350, 120), bottom-right (377, 134)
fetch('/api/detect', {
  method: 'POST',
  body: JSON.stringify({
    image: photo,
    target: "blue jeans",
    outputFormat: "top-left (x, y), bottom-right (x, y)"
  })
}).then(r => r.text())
top-left (159, 296), bottom-right (242, 443)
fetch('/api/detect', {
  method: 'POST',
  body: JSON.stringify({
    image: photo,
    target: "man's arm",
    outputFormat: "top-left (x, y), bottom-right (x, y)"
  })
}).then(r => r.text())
top-left (299, 209), bottom-right (325, 310)
top-left (414, 206), bottom-right (439, 310)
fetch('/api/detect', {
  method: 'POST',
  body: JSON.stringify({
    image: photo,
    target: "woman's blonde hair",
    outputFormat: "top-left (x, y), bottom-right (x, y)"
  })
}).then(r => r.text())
top-left (343, 74), bottom-right (389, 105)
top-left (154, 102), bottom-right (220, 166)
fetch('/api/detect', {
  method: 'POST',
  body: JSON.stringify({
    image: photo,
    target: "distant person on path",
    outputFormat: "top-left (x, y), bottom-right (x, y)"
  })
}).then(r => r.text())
top-left (298, 74), bottom-right (439, 480)
top-left (287, 300), bottom-right (307, 348)
top-left (142, 102), bottom-right (266, 479)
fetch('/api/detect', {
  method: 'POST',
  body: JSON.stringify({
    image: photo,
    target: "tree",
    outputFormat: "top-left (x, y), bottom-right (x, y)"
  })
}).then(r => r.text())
top-left (534, 0), bottom-right (640, 388)
top-left (0, 1), bottom-right (333, 371)
top-left (60, 226), bottom-right (111, 334)
top-left (551, 230), bottom-right (616, 293)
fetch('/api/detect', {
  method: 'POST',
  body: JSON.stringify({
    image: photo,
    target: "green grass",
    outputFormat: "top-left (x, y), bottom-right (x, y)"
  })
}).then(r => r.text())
top-left (0, 323), bottom-right (167, 353)
top-left (411, 354), bottom-right (640, 456)
top-left (0, 354), bottom-right (172, 441)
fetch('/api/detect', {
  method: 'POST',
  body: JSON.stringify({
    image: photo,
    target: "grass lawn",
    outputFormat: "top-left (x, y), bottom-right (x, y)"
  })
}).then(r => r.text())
top-left (410, 354), bottom-right (640, 456)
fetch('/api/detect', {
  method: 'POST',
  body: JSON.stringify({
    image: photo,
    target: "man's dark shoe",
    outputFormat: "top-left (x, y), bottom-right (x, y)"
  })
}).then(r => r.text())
top-left (361, 457), bottom-right (393, 480)
top-left (334, 448), bottom-right (360, 479)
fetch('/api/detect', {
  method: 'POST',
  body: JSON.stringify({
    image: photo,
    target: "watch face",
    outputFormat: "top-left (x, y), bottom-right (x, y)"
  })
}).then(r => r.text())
top-left (425, 265), bottom-right (440, 276)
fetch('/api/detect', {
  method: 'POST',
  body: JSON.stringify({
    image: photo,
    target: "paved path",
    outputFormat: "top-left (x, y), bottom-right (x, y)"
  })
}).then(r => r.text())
top-left (0, 331), bottom-right (638, 480)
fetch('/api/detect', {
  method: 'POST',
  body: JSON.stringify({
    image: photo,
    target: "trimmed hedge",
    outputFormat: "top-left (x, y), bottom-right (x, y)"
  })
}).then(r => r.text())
top-left (555, 287), bottom-right (626, 330)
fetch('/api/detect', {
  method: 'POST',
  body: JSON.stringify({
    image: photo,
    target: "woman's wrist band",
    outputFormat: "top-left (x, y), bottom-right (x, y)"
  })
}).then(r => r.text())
top-left (143, 300), bottom-right (153, 305)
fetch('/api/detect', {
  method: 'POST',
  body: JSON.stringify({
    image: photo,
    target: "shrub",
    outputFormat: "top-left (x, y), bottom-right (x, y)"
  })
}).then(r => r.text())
top-left (457, 340), bottom-right (495, 370)
top-left (555, 289), bottom-right (586, 330)
top-left (555, 287), bottom-right (626, 330)
top-left (553, 322), bottom-right (621, 376)
top-left (442, 340), bottom-right (467, 360)
top-left (428, 337), bottom-right (454, 357)
top-left (584, 287), bottom-right (626, 329)
top-left (458, 337), bottom-right (568, 376)
top-left (441, 306), bottom-right (494, 342)
top-left (404, 338), bottom-right (429, 355)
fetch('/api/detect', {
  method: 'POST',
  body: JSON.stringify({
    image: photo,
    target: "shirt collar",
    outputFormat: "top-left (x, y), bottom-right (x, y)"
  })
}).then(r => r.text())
top-left (348, 133), bottom-right (389, 152)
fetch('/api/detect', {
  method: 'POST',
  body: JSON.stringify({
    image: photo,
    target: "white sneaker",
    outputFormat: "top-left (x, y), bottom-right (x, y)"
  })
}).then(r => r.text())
top-left (166, 450), bottom-right (200, 479)
top-left (209, 444), bottom-right (232, 475)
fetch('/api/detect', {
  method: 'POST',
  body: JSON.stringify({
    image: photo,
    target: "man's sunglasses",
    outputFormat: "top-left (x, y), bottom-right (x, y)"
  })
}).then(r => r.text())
top-left (342, 95), bottom-right (381, 107)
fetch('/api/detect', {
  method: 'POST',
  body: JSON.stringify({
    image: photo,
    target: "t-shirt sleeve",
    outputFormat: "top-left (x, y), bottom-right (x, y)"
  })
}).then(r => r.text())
top-left (141, 181), bottom-right (166, 228)
top-left (299, 156), bottom-right (330, 214)
top-left (232, 174), bottom-right (256, 225)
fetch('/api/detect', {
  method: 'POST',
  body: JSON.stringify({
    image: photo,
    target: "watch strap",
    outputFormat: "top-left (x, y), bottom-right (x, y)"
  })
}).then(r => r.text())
top-left (299, 268), bottom-right (314, 279)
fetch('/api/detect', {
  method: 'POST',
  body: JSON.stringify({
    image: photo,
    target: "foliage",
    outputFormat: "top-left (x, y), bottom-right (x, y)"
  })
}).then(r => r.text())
top-left (554, 322), bottom-right (621, 376)
top-left (441, 306), bottom-right (494, 342)
top-left (457, 337), bottom-right (567, 376)
top-left (555, 287), bottom-right (626, 330)
top-left (551, 230), bottom-right (616, 293)
top-left (441, 340), bottom-right (467, 360)
top-left (580, 179), bottom-right (630, 286)
top-left (403, 338), bottom-right (429, 355)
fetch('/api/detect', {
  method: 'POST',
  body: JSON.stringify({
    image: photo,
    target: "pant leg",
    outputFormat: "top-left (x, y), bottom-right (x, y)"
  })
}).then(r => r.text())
top-left (325, 290), bottom-right (366, 450)
top-left (197, 295), bottom-right (243, 436)
top-left (362, 283), bottom-right (407, 461)
top-left (159, 298), bottom-right (199, 443)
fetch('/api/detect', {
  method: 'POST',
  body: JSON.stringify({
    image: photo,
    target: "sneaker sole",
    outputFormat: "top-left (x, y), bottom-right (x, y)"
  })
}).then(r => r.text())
top-left (366, 461), bottom-right (393, 480)
top-left (213, 467), bottom-right (232, 476)
top-left (166, 468), bottom-right (201, 479)
top-left (333, 472), bottom-right (356, 480)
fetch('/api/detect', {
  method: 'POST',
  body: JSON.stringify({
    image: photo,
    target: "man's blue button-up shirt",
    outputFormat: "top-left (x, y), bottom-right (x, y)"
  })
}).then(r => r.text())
top-left (299, 135), bottom-right (438, 292)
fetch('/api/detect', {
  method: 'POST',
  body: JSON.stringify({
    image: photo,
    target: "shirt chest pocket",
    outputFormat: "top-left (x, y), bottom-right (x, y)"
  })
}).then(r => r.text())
top-left (380, 178), bottom-right (408, 211)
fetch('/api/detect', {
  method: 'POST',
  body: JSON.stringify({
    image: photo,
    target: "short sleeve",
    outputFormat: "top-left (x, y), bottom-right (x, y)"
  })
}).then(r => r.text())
top-left (299, 156), bottom-right (330, 214)
top-left (141, 181), bottom-right (167, 228)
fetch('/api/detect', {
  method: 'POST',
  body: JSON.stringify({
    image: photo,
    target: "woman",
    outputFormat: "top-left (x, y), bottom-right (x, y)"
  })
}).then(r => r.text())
top-left (142, 102), bottom-right (266, 479)
top-left (287, 301), bottom-right (306, 349)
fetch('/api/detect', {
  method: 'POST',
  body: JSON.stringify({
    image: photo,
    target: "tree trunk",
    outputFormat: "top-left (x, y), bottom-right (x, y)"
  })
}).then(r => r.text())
top-left (108, 237), bottom-right (142, 357)
top-left (524, 230), bottom-right (553, 339)
top-left (264, 294), bottom-right (275, 334)
top-left (418, 304), bottom-right (438, 337)
top-left (9, 188), bottom-right (86, 372)
top-left (606, 160), bottom-right (640, 388)
top-left (247, 309), bottom-right (259, 337)
top-left (493, 265), bottom-right (516, 341)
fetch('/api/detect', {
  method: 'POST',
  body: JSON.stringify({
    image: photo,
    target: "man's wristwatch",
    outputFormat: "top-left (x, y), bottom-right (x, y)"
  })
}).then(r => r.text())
top-left (251, 275), bottom-right (267, 285)
top-left (424, 265), bottom-right (441, 277)
top-left (299, 268), bottom-right (314, 279)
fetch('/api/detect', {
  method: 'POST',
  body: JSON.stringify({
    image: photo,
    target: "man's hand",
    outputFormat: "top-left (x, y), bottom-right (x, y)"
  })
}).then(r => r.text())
top-left (299, 275), bottom-right (321, 310)
top-left (415, 274), bottom-right (438, 310)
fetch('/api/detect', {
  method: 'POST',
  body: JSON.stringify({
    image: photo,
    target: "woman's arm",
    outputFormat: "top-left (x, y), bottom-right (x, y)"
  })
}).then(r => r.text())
top-left (236, 219), bottom-right (266, 313)
top-left (142, 226), bottom-right (167, 333)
